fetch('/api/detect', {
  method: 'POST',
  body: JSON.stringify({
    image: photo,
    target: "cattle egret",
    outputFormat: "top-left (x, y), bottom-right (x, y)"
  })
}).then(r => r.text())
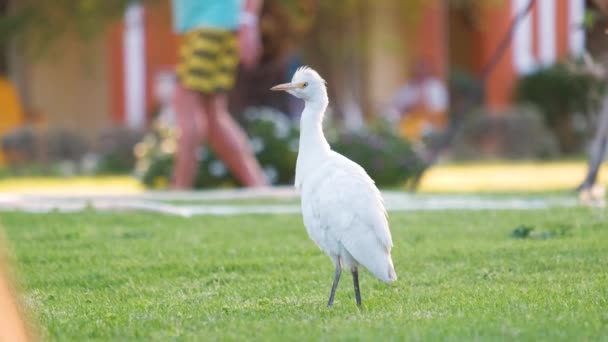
top-left (271, 66), bottom-right (397, 307)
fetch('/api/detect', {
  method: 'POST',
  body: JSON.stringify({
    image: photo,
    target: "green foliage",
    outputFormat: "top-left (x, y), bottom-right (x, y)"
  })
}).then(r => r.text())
top-left (241, 109), bottom-right (300, 185)
top-left (0, 0), bottom-right (508, 52)
top-left (510, 224), bottom-right (535, 238)
top-left (510, 224), bottom-right (572, 240)
top-left (515, 62), bottom-right (604, 127)
top-left (136, 109), bottom-right (425, 189)
top-left (449, 69), bottom-right (483, 102)
top-left (2, 207), bottom-right (607, 340)
top-left (96, 128), bottom-right (144, 174)
top-left (450, 106), bottom-right (560, 160)
top-left (331, 122), bottom-right (427, 188)
top-left (135, 108), bottom-right (300, 189)
top-left (0, 0), bottom-right (159, 50)
top-left (515, 61), bottom-right (605, 153)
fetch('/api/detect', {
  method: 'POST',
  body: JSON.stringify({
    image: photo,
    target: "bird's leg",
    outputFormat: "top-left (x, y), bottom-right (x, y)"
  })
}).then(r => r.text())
top-left (352, 267), bottom-right (361, 307)
top-left (327, 259), bottom-right (341, 307)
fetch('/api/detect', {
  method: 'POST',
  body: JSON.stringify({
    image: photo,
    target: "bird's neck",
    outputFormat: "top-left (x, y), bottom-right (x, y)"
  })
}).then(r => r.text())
top-left (295, 99), bottom-right (331, 187)
top-left (299, 99), bottom-right (331, 156)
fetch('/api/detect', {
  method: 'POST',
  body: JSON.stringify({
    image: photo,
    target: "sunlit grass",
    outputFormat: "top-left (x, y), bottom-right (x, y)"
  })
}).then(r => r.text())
top-left (1, 208), bottom-right (607, 340)
top-left (0, 161), bottom-right (606, 195)
top-left (0, 176), bottom-right (144, 194)
top-left (418, 161), bottom-right (608, 192)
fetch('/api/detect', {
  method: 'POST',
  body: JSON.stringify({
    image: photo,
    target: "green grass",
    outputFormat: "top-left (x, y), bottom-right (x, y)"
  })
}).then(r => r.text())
top-left (1, 208), bottom-right (608, 341)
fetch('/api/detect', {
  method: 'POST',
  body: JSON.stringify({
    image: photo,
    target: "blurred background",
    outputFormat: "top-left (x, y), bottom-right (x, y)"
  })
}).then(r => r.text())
top-left (0, 2), bottom-right (607, 338)
top-left (0, 0), bottom-right (607, 196)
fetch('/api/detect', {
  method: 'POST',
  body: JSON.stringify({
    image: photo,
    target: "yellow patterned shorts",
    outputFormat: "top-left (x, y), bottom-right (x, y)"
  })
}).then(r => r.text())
top-left (176, 28), bottom-right (238, 94)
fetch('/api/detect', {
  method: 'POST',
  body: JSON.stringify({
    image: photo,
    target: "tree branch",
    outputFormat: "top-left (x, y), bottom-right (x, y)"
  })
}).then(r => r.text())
top-left (479, 0), bottom-right (536, 80)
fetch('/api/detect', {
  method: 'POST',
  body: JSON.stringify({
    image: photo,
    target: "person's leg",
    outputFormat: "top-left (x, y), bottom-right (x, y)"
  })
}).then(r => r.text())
top-left (203, 93), bottom-right (268, 187)
top-left (171, 83), bottom-right (207, 189)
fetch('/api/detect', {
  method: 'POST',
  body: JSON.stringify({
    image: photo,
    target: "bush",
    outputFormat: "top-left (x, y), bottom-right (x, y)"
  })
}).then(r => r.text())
top-left (515, 61), bottom-right (605, 153)
top-left (2, 125), bottom-right (145, 176)
top-left (2, 127), bottom-right (89, 176)
top-left (449, 106), bottom-right (560, 160)
top-left (135, 108), bottom-right (426, 189)
top-left (135, 107), bottom-right (299, 189)
top-left (331, 123), bottom-right (427, 188)
top-left (96, 127), bottom-right (144, 174)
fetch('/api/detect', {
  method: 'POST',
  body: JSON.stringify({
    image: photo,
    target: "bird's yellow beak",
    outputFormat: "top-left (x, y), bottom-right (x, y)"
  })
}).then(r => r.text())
top-left (270, 82), bottom-right (304, 91)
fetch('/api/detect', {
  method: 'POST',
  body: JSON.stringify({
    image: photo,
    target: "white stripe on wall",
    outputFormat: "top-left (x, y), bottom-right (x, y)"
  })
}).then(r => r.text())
top-left (569, 0), bottom-right (586, 57)
top-left (124, 3), bottom-right (146, 129)
top-left (512, 0), bottom-right (536, 74)
top-left (538, 0), bottom-right (556, 66)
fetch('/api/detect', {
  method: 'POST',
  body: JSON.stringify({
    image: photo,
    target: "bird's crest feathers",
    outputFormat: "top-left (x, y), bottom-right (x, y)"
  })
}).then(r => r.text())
top-left (293, 66), bottom-right (327, 85)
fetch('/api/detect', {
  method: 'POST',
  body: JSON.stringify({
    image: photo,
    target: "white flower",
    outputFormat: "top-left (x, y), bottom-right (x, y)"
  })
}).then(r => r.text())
top-left (209, 160), bottom-right (227, 177)
top-left (244, 107), bottom-right (260, 122)
top-left (259, 111), bottom-right (275, 123)
top-left (249, 137), bottom-right (265, 154)
top-left (273, 118), bottom-right (291, 139)
top-left (263, 166), bottom-right (278, 184)
top-left (161, 139), bottom-right (176, 155)
top-left (244, 107), bottom-right (291, 125)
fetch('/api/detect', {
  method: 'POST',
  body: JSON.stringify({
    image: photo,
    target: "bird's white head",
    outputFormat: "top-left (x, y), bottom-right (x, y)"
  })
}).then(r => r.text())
top-left (270, 66), bottom-right (327, 103)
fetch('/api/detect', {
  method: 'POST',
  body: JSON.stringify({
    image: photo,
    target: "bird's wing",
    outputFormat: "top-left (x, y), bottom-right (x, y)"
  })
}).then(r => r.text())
top-left (310, 153), bottom-right (393, 251)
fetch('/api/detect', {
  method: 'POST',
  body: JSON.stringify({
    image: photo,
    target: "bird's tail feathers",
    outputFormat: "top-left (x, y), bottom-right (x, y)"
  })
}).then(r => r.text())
top-left (367, 252), bottom-right (397, 284)
top-left (386, 256), bottom-right (397, 283)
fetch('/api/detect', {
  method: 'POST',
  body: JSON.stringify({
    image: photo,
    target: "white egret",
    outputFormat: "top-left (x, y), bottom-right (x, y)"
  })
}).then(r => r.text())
top-left (271, 66), bottom-right (397, 307)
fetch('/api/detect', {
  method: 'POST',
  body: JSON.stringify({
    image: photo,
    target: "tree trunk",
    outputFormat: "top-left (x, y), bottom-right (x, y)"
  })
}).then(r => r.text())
top-left (302, 1), bottom-right (367, 130)
top-left (425, 0), bottom-right (535, 164)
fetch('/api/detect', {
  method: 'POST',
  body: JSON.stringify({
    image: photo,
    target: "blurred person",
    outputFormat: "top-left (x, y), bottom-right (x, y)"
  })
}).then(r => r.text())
top-left (171, 0), bottom-right (268, 189)
top-left (228, 0), bottom-right (294, 118)
top-left (0, 237), bottom-right (31, 342)
top-left (385, 60), bottom-right (448, 143)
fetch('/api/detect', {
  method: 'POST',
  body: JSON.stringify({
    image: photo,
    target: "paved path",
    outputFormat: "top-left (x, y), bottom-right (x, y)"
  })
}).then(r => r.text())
top-left (0, 187), bottom-right (581, 217)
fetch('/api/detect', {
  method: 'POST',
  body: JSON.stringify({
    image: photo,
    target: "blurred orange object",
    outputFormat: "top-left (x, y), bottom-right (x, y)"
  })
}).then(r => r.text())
top-left (0, 77), bottom-right (25, 165)
top-left (399, 108), bottom-right (447, 143)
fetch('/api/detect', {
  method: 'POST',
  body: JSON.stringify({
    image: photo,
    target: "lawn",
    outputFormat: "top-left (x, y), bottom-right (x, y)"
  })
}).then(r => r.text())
top-left (1, 208), bottom-right (607, 341)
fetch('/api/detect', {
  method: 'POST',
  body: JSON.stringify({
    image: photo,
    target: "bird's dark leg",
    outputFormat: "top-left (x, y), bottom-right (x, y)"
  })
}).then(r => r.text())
top-left (327, 259), bottom-right (341, 307)
top-left (352, 267), bottom-right (361, 307)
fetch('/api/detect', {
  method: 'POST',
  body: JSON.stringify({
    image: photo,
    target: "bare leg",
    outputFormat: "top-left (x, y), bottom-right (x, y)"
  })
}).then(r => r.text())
top-left (0, 268), bottom-right (30, 342)
top-left (352, 267), bottom-right (362, 307)
top-left (171, 84), bottom-right (207, 189)
top-left (327, 258), bottom-right (341, 307)
top-left (203, 94), bottom-right (268, 187)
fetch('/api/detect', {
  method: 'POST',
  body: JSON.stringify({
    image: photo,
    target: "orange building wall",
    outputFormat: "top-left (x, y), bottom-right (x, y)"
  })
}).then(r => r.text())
top-left (144, 1), bottom-right (178, 115)
top-left (478, 0), bottom-right (517, 112)
top-left (108, 0), bottom-right (177, 124)
top-left (108, 24), bottom-right (125, 124)
top-left (107, 0), bottom-right (582, 124)
top-left (414, 0), bottom-right (447, 79)
top-left (556, 0), bottom-right (571, 57)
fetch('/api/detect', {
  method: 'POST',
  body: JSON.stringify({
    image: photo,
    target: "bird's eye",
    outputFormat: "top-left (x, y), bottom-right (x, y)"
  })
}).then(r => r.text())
top-left (303, 82), bottom-right (309, 88)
